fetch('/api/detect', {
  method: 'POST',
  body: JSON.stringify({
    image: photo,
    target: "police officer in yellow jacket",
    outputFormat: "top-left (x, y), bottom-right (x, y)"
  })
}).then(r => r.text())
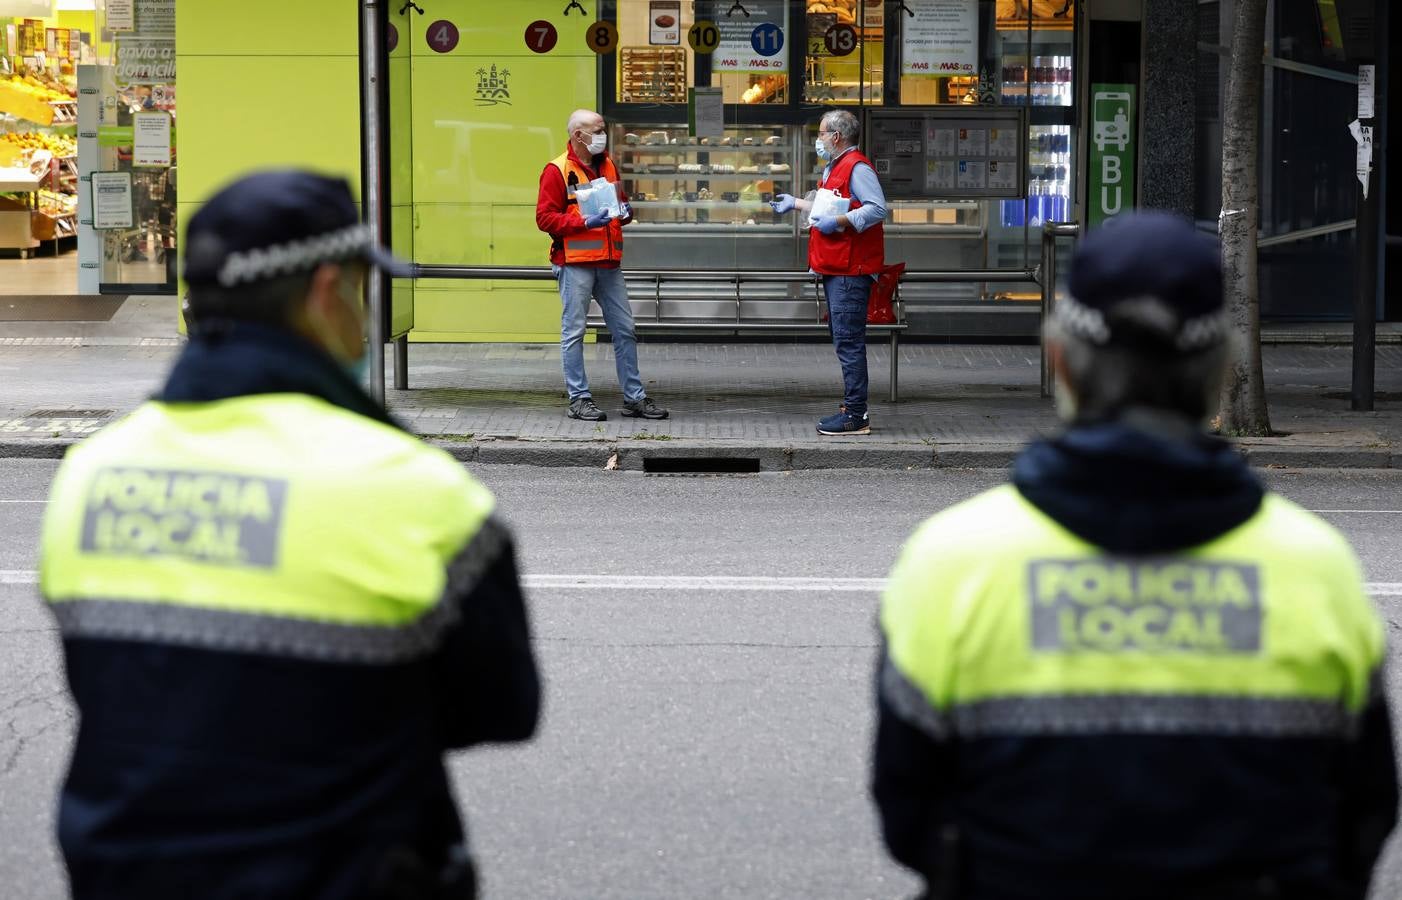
top-left (873, 212), bottom-right (1397, 900)
top-left (40, 171), bottom-right (540, 900)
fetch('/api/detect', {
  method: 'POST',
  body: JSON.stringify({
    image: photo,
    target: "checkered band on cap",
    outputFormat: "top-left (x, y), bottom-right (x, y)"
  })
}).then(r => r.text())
top-left (217, 224), bottom-right (372, 288)
top-left (1176, 310), bottom-right (1230, 351)
top-left (1053, 295), bottom-right (1112, 344)
top-left (1057, 294), bottom-right (1229, 351)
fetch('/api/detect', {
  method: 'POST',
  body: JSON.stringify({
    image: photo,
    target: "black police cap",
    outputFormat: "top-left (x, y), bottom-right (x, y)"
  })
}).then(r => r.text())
top-left (1061, 211), bottom-right (1226, 352)
top-left (183, 170), bottom-right (413, 289)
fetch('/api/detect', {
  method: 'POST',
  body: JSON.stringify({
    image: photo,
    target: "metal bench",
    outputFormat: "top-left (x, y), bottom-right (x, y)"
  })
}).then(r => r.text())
top-left (395, 264), bottom-right (1051, 404)
top-left (587, 270), bottom-right (908, 402)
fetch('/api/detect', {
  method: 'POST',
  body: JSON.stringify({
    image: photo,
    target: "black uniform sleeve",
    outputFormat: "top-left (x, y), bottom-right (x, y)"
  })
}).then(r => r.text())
top-left (431, 519), bottom-right (541, 749)
top-left (871, 648), bottom-right (954, 881)
top-left (1338, 677), bottom-right (1399, 898)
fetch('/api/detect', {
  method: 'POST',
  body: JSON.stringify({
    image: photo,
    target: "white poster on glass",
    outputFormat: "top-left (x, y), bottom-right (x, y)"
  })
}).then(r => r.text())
top-left (902, 0), bottom-right (977, 78)
top-left (91, 172), bottom-right (134, 230)
top-left (713, 0), bottom-right (787, 75)
top-left (133, 111), bottom-right (171, 167)
top-left (106, 0), bottom-right (135, 32)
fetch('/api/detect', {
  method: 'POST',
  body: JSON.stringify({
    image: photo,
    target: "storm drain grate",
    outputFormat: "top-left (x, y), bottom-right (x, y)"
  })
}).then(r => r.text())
top-left (643, 457), bottom-right (761, 475)
top-left (26, 409), bottom-right (113, 418)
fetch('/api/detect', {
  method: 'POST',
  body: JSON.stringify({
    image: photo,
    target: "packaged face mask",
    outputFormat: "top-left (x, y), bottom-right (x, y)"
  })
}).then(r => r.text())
top-left (575, 177), bottom-right (622, 220)
top-left (806, 187), bottom-right (852, 229)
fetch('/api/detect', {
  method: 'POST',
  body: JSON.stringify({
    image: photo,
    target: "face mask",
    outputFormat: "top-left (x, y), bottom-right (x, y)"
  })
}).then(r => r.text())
top-left (815, 137), bottom-right (831, 161)
top-left (586, 131), bottom-right (607, 155)
top-left (1053, 379), bottom-right (1078, 422)
top-left (317, 272), bottom-right (369, 383)
top-left (344, 352), bottom-right (370, 384)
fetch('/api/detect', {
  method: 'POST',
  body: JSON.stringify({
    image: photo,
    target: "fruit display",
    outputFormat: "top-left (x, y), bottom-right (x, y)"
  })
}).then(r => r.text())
top-left (1, 132), bottom-right (76, 157)
top-left (37, 188), bottom-right (77, 217)
top-left (4, 73), bottom-right (72, 103)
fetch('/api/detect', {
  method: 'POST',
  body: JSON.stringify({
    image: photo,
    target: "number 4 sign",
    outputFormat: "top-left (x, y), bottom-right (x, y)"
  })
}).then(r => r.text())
top-left (427, 20), bottom-right (459, 53)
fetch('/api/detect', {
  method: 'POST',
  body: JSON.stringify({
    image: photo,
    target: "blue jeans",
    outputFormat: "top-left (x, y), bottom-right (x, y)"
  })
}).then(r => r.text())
top-left (824, 275), bottom-right (871, 415)
top-left (555, 264), bottom-right (645, 404)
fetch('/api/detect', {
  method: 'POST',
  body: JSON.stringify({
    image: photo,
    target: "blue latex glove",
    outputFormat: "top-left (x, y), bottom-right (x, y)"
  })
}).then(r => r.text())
top-left (583, 210), bottom-right (614, 229)
top-left (769, 193), bottom-right (796, 214)
top-left (813, 214), bottom-right (844, 235)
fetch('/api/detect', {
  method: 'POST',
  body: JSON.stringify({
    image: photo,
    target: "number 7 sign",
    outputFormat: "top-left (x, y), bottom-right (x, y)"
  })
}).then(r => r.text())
top-left (525, 20), bottom-right (559, 54)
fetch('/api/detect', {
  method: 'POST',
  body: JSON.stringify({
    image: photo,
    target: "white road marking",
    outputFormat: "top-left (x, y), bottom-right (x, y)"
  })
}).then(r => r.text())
top-left (1310, 510), bottom-right (1402, 515)
top-left (524, 575), bottom-right (889, 592)
top-left (4, 569), bottom-right (1402, 597)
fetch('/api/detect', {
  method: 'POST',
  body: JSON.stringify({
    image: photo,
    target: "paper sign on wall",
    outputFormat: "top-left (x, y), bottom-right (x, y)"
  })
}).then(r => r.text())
top-left (91, 172), bottom-right (133, 229)
top-left (106, 0), bottom-right (134, 32)
top-left (650, 1), bottom-right (681, 46)
top-left (688, 86), bottom-right (723, 139)
top-left (133, 111), bottom-right (171, 167)
top-left (902, 0), bottom-right (977, 77)
top-left (1358, 64), bottom-right (1375, 119)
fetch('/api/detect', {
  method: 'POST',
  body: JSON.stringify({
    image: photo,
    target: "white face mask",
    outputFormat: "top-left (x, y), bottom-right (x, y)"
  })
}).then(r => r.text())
top-left (815, 137), bottom-right (831, 160)
top-left (585, 131), bottom-right (607, 155)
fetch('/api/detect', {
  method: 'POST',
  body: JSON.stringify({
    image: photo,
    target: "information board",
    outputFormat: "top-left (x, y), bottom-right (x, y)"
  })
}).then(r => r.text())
top-left (865, 108), bottom-right (1026, 200)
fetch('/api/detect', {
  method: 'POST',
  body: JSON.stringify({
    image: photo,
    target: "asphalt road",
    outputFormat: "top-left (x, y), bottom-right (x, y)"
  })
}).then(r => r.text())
top-left (3, 461), bottom-right (1402, 899)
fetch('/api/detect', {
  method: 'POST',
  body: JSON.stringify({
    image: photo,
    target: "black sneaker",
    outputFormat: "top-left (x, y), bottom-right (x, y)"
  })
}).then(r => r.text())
top-left (567, 397), bottom-right (607, 421)
top-left (621, 397), bottom-right (669, 420)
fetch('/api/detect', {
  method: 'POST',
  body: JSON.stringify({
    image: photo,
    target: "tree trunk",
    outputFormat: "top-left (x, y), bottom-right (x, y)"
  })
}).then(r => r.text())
top-left (1217, 0), bottom-right (1272, 436)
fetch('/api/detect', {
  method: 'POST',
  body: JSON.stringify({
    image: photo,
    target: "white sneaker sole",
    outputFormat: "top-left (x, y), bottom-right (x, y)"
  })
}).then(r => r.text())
top-left (817, 425), bottom-right (871, 436)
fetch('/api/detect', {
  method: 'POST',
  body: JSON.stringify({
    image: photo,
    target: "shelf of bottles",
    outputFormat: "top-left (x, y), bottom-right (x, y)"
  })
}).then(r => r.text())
top-left (1002, 124), bottom-right (1071, 229)
top-left (998, 55), bottom-right (1073, 107)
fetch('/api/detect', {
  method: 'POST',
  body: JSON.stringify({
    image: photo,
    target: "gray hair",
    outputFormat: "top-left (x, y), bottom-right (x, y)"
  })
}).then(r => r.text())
top-left (821, 109), bottom-right (860, 145)
top-left (1048, 299), bottom-right (1229, 423)
top-left (566, 109), bottom-right (602, 135)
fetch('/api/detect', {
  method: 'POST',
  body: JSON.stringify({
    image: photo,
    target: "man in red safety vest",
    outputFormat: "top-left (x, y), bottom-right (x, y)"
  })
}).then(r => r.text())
top-left (770, 109), bottom-right (889, 435)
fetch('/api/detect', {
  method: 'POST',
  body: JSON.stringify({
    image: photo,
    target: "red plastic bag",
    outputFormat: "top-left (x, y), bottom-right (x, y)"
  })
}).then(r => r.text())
top-left (820, 262), bottom-right (904, 325)
top-left (867, 262), bottom-right (904, 325)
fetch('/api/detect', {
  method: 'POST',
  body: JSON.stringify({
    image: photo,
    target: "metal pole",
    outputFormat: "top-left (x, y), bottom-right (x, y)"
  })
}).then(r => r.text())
top-left (360, 0), bottom-right (387, 405)
top-left (1040, 222), bottom-right (1080, 399)
top-left (1352, 57), bottom-right (1380, 411)
top-left (1040, 226), bottom-right (1056, 398)
top-left (393, 335), bottom-right (409, 390)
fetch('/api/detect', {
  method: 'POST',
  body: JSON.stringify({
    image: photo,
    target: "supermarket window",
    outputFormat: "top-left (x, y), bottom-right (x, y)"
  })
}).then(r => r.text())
top-left (992, 0), bottom-right (1074, 108)
top-left (616, 0), bottom-right (697, 104)
top-left (710, 1), bottom-right (789, 105)
top-left (899, 0), bottom-right (998, 105)
top-left (803, 0), bottom-right (885, 105)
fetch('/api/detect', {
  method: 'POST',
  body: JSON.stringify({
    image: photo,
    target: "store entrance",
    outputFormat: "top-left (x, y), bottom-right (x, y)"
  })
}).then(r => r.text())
top-left (0, 2), bottom-right (176, 301)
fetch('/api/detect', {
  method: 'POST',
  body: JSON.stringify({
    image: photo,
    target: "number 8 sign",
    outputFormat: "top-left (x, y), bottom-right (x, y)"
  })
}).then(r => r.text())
top-left (586, 20), bottom-right (618, 54)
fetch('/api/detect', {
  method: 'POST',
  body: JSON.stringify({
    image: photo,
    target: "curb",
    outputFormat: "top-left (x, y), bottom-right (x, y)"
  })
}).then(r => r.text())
top-left (4, 436), bottom-right (1400, 472)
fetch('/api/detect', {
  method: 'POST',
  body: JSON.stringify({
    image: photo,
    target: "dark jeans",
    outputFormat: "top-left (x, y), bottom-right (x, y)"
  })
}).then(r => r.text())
top-left (823, 274), bottom-right (871, 415)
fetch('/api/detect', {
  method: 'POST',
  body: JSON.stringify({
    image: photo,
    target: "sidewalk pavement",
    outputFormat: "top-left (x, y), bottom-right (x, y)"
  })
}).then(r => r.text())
top-left (1, 296), bottom-right (1399, 470)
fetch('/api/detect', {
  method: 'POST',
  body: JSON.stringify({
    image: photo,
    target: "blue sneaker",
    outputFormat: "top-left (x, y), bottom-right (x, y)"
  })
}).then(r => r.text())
top-left (817, 408), bottom-right (870, 436)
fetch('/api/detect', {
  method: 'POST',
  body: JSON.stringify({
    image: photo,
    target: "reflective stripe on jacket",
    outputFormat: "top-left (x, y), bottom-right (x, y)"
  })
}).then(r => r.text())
top-left (548, 150), bottom-right (624, 265)
top-left (875, 482), bottom-right (1391, 899)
